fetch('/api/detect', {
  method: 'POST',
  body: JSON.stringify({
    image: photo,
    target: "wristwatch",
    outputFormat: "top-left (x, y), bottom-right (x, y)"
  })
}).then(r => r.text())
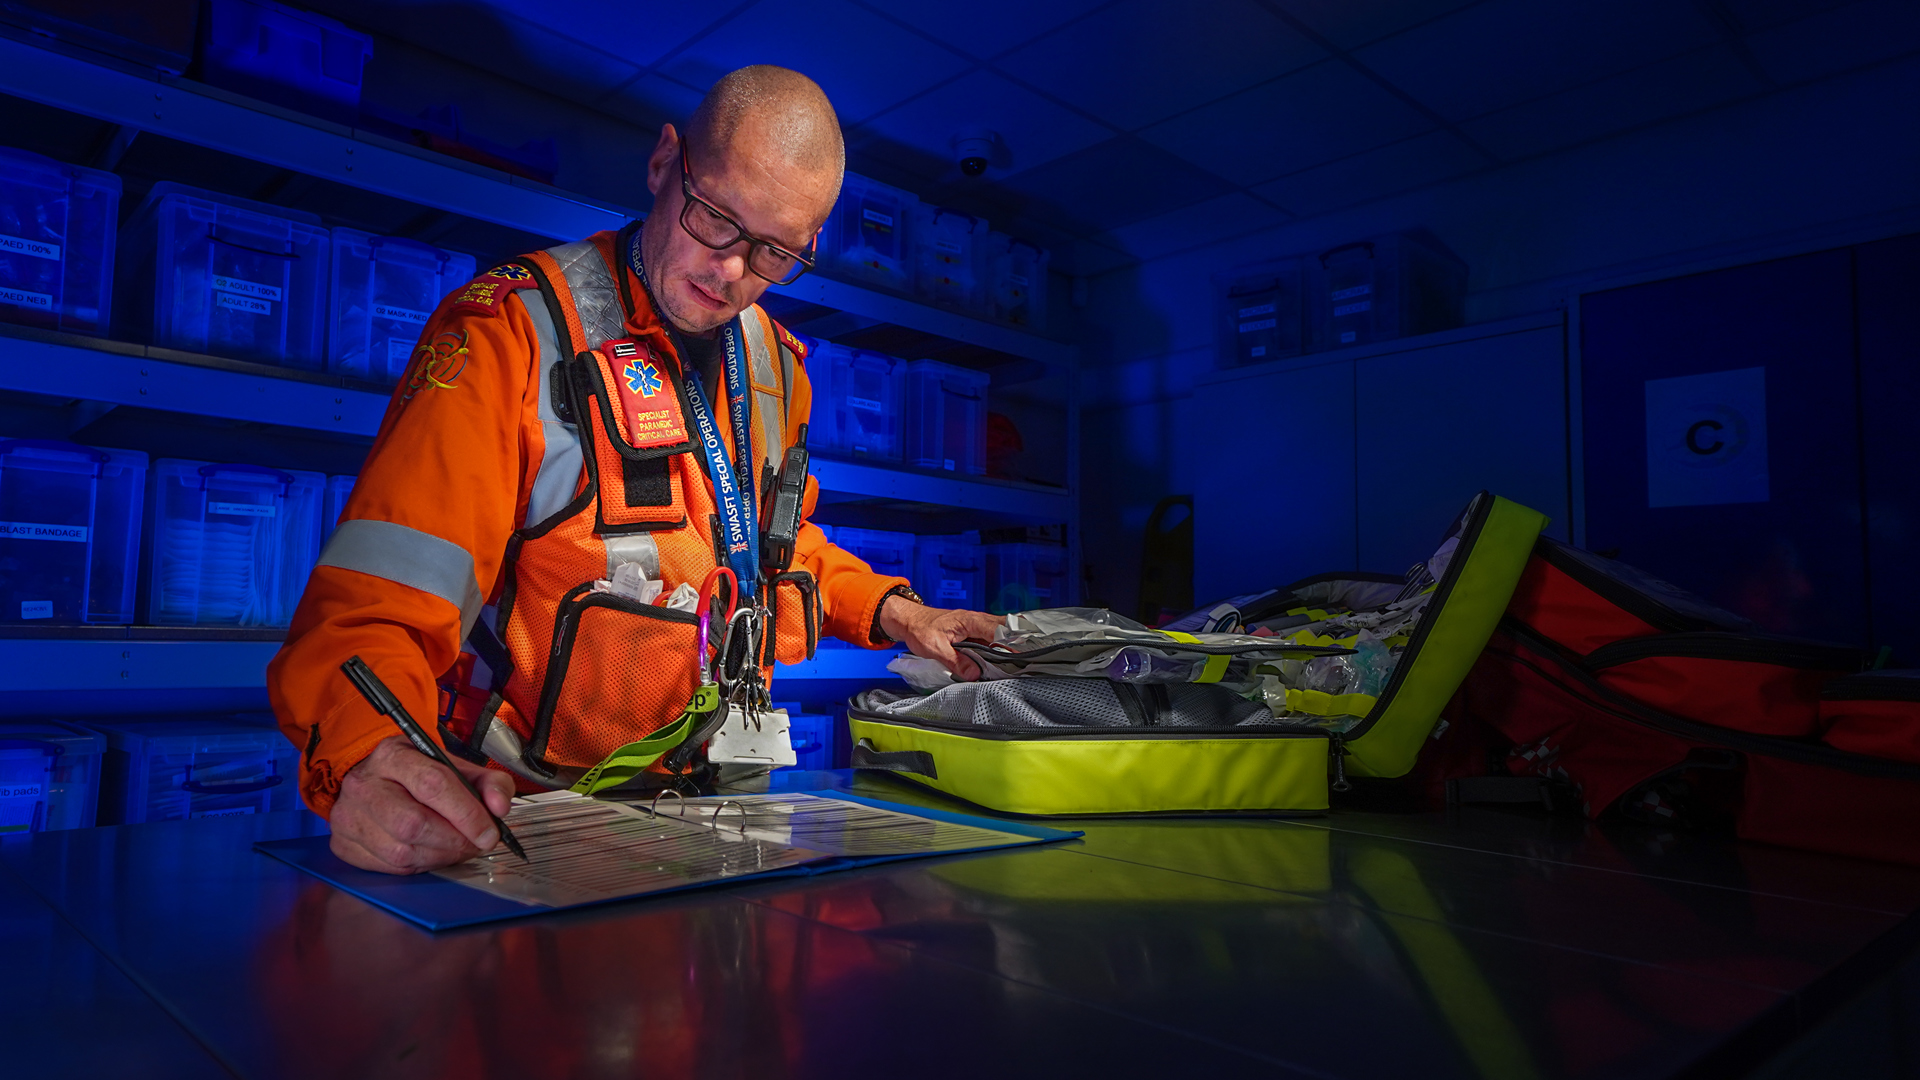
top-left (870, 585), bottom-right (925, 644)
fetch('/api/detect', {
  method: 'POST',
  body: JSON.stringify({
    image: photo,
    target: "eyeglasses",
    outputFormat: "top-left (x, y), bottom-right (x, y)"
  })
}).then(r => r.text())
top-left (678, 144), bottom-right (816, 286)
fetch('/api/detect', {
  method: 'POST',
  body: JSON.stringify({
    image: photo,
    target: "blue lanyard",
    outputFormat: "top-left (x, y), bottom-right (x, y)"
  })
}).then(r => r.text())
top-left (678, 319), bottom-right (759, 599)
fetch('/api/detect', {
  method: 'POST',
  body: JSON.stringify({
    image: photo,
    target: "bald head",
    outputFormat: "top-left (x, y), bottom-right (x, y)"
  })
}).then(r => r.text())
top-left (686, 65), bottom-right (844, 193)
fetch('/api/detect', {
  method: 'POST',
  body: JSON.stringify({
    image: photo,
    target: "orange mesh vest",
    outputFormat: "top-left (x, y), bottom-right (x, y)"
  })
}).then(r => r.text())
top-left (443, 226), bottom-right (821, 787)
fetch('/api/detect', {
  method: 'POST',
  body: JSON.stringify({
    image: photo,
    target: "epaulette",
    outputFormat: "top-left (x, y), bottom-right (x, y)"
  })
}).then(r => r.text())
top-left (770, 318), bottom-right (809, 362)
top-left (451, 263), bottom-right (539, 316)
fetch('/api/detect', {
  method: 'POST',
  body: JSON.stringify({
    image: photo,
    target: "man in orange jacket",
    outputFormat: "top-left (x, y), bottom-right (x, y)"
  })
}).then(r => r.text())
top-left (268, 66), bottom-right (1003, 875)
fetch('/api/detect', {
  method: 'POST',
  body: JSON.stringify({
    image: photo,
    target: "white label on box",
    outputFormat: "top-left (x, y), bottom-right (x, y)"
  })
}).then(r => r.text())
top-left (943, 458), bottom-right (956, 471)
top-left (1340, 331), bottom-right (1357, 343)
top-left (216, 292), bottom-right (272, 316)
top-left (209, 501), bottom-right (276, 519)
top-left (1645, 366), bottom-right (1770, 508)
top-left (0, 782), bottom-right (44, 798)
top-left (0, 233), bottom-right (58, 260)
top-left (19, 601), bottom-right (52, 620)
top-left (1237, 301), bottom-right (1276, 319)
top-left (192, 805), bottom-right (257, 819)
top-left (1008, 274), bottom-right (1030, 287)
top-left (1331, 284), bottom-right (1372, 301)
top-left (1250, 346), bottom-right (1267, 357)
top-left (212, 276), bottom-right (283, 302)
top-left (1333, 300), bottom-right (1373, 317)
top-left (374, 303), bottom-right (430, 325)
top-left (0, 520), bottom-right (87, 542)
top-left (936, 240), bottom-right (962, 255)
top-left (1239, 317), bottom-right (1277, 333)
top-left (938, 579), bottom-right (967, 599)
top-left (862, 208), bottom-right (894, 228)
top-left (847, 396), bottom-right (883, 412)
top-left (0, 286), bottom-right (53, 310)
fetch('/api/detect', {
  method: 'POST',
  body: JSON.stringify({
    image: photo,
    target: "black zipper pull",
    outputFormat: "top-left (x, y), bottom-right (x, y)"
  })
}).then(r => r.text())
top-left (1330, 732), bottom-right (1351, 793)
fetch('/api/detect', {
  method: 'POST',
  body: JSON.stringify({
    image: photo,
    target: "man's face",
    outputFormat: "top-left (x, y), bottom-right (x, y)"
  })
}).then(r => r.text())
top-left (642, 123), bottom-right (837, 336)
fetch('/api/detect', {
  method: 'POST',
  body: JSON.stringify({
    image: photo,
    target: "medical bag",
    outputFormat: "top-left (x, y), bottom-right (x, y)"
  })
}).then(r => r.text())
top-left (847, 492), bottom-right (1549, 815)
top-left (1820, 670), bottom-right (1920, 764)
top-left (1456, 620), bottom-right (1920, 866)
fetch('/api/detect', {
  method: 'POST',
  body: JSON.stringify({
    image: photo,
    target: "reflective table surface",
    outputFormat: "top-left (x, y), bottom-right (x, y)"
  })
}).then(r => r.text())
top-left (4, 769), bottom-right (1917, 1079)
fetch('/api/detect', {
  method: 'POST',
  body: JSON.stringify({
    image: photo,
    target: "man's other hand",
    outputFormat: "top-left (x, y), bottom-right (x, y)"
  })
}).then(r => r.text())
top-left (880, 595), bottom-right (1006, 681)
top-left (328, 736), bottom-right (517, 875)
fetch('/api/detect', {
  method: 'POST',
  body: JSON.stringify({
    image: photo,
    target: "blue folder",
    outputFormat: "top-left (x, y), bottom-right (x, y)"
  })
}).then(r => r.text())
top-left (255, 791), bottom-right (1080, 931)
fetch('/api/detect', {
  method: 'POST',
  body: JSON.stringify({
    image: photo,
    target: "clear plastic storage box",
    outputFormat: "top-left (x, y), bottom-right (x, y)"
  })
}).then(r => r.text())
top-left (833, 528), bottom-right (916, 584)
top-left (1220, 260), bottom-right (1305, 367)
top-left (811, 344), bottom-right (904, 462)
top-left (117, 182), bottom-right (331, 369)
top-left (200, 0), bottom-right (373, 124)
top-left (0, 439), bottom-right (147, 625)
top-left (0, 721), bottom-right (104, 833)
top-left (1310, 233), bottom-right (1467, 349)
top-left (329, 228), bottom-right (473, 384)
top-left (87, 715), bottom-right (298, 825)
top-left (987, 233), bottom-right (1049, 329)
top-left (0, 146), bottom-right (120, 336)
top-left (322, 474), bottom-right (355, 546)
top-left (824, 173), bottom-right (915, 293)
top-left (786, 711), bottom-right (834, 772)
top-left (911, 204), bottom-right (986, 312)
top-left (986, 542), bottom-right (1069, 614)
top-left (904, 360), bottom-right (989, 474)
top-left (149, 459), bottom-right (324, 627)
top-left (915, 534), bottom-right (986, 610)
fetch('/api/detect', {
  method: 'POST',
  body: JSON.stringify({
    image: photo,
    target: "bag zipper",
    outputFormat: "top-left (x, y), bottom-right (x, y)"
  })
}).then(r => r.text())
top-left (1537, 538), bottom-right (1752, 635)
top-left (1494, 620), bottom-right (1920, 783)
top-left (845, 703), bottom-right (1329, 743)
top-left (1582, 632), bottom-right (1868, 673)
top-left (1823, 670), bottom-right (1920, 704)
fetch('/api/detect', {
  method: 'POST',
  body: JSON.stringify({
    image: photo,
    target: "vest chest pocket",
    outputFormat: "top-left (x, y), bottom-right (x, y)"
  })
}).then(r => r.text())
top-left (526, 582), bottom-right (702, 774)
top-left (573, 344), bottom-right (697, 534)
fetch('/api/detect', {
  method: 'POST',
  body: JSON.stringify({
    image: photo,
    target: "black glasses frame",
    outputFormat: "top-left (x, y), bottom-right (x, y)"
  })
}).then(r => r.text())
top-left (678, 144), bottom-right (817, 286)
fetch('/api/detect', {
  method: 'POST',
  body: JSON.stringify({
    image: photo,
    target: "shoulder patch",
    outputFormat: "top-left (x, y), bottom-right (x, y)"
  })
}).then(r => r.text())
top-left (451, 263), bottom-right (539, 316)
top-left (771, 319), bottom-right (808, 362)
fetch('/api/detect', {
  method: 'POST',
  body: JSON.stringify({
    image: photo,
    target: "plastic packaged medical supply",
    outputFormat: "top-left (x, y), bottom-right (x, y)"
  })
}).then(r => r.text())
top-left (0, 146), bottom-right (120, 336)
top-left (0, 439), bottom-right (147, 624)
top-left (149, 459), bottom-right (324, 627)
top-left (904, 360), bottom-right (989, 474)
top-left (0, 721), bottom-right (104, 832)
top-left (328, 228), bottom-right (474, 384)
top-left (117, 182), bottom-right (330, 369)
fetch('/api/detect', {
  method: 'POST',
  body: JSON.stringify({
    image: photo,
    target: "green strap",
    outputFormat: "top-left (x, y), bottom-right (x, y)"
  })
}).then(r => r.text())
top-left (1160, 630), bottom-right (1230, 684)
top-left (569, 684), bottom-right (720, 795)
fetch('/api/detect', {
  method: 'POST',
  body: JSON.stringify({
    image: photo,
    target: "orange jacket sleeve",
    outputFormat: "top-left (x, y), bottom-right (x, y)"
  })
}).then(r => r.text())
top-left (778, 338), bottom-right (907, 648)
top-left (268, 291), bottom-right (542, 818)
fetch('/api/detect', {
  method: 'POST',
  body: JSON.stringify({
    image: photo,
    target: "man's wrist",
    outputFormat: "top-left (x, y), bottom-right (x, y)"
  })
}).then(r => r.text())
top-left (872, 585), bottom-right (924, 644)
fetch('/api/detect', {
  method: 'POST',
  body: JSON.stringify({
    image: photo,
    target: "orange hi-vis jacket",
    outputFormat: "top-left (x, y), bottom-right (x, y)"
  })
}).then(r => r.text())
top-left (268, 225), bottom-right (908, 815)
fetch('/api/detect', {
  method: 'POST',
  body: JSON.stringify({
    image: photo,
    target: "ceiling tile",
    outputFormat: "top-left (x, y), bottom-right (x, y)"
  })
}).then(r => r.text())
top-left (1743, 0), bottom-right (1920, 84)
top-left (851, 70), bottom-right (1113, 180)
top-left (994, 0), bottom-right (1325, 130)
top-left (1351, 0), bottom-right (1726, 122)
top-left (653, 0), bottom-right (973, 125)
top-left (1273, 0), bottom-right (1485, 50)
top-left (1722, 0), bottom-right (1866, 34)
top-left (995, 137), bottom-right (1239, 235)
top-left (1250, 130), bottom-right (1485, 218)
top-left (885, 0), bottom-right (1116, 59)
top-left (309, 0), bottom-right (728, 69)
top-left (1097, 193), bottom-right (1293, 261)
top-left (597, 73), bottom-right (707, 136)
top-left (1138, 61), bottom-right (1436, 187)
top-left (1459, 46), bottom-right (1766, 161)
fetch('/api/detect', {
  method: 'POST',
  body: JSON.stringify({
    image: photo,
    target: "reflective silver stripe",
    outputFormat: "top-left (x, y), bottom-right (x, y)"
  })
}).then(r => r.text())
top-left (739, 311), bottom-right (786, 474)
top-left (521, 298), bottom-right (584, 527)
top-left (317, 519), bottom-right (486, 635)
top-left (548, 238), bottom-right (623, 350)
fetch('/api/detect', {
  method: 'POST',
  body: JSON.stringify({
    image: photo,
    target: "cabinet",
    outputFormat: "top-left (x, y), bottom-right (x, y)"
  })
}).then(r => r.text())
top-left (0, 31), bottom-right (1076, 712)
top-left (1193, 313), bottom-right (1567, 603)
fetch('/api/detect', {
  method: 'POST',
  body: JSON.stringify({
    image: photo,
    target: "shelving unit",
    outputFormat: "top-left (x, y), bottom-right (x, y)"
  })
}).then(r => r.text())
top-left (0, 29), bottom-right (1077, 711)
